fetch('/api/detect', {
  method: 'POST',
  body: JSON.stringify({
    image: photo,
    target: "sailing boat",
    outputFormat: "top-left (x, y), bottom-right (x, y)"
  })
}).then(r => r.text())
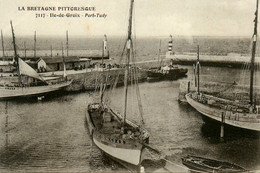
top-left (85, 0), bottom-right (151, 170)
top-left (0, 21), bottom-right (72, 99)
top-left (147, 36), bottom-right (188, 81)
top-left (185, 0), bottom-right (260, 132)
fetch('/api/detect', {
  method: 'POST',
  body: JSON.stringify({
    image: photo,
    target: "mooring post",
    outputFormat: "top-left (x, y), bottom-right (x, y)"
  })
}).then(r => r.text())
top-left (220, 112), bottom-right (225, 140)
top-left (187, 81), bottom-right (190, 93)
top-left (140, 166), bottom-right (145, 173)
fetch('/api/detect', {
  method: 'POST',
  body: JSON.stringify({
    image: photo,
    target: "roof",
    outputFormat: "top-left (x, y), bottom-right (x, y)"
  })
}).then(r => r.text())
top-left (79, 58), bottom-right (91, 62)
top-left (37, 56), bottom-right (80, 64)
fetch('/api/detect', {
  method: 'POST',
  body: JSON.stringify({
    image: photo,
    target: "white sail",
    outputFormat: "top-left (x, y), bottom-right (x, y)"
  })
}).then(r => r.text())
top-left (18, 58), bottom-right (45, 82)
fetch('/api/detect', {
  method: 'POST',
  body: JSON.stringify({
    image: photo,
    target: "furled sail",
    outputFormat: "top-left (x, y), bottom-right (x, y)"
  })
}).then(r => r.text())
top-left (18, 58), bottom-right (45, 82)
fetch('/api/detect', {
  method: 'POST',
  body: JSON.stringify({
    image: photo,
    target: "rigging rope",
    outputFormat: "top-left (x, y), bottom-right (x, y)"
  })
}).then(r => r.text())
top-left (130, 66), bottom-right (134, 117)
top-left (214, 82), bottom-right (237, 97)
top-left (94, 71), bottom-right (99, 92)
top-left (103, 1), bottom-right (146, 126)
top-left (131, 41), bottom-right (145, 124)
top-left (104, 40), bottom-right (127, 105)
top-left (240, 62), bottom-right (248, 87)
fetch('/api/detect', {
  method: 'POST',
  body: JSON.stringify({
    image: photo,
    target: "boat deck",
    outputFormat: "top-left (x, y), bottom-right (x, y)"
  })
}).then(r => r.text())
top-left (88, 104), bottom-right (149, 143)
top-left (190, 92), bottom-right (251, 113)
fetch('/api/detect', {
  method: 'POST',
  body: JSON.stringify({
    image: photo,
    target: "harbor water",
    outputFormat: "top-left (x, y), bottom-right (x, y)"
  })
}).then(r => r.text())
top-left (0, 37), bottom-right (260, 172)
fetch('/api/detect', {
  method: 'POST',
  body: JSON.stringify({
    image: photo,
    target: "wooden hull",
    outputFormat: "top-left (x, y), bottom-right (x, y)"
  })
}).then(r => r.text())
top-left (85, 103), bottom-right (148, 168)
top-left (185, 93), bottom-right (260, 131)
top-left (93, 133), bottom-right (142, 166)
top-left (0, 80), bottom-right (72, 99)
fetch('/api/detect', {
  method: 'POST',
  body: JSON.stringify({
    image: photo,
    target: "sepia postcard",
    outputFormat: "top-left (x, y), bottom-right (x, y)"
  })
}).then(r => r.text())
top-left (0, 0), bottom-right (259, 172)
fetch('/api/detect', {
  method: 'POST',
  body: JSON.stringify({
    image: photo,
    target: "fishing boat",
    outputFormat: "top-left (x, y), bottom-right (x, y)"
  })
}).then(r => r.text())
top-left (147, 37), bottom-right (187, 81)
top-left (0, 21), bottom-right (72, 99)
top-left (182, 155), bottom-right (246, 172)
top-left (185, 0), bottom-right (260, 132)
top-left (85, 0), bottom-right (153, 171)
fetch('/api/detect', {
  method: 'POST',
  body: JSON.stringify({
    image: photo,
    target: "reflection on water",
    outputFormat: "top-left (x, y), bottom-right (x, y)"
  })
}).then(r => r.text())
top-left (0, 66), bottom-right (259, 172)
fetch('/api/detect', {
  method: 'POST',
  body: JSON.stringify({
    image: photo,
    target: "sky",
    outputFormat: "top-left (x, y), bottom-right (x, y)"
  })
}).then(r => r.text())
top-left (0, 0), bottom-right (258, 37)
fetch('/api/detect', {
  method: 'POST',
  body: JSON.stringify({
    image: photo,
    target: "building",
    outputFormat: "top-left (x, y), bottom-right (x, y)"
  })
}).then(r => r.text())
top-left (36, 56), bottom-right (91, 72)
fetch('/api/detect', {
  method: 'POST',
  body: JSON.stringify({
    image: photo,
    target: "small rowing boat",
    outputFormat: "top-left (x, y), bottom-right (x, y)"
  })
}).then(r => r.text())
top-left (182, 155), bottom-right (247, 172)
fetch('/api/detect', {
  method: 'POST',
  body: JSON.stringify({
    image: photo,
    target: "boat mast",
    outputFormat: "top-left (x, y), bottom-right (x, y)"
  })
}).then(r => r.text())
top-left (10, 21), bottom-right (22, 86)
top-left (158, 39), bottom-right (161, 66)
top-left (34, 31), bottom-right (36, 58)
top-left (1, 30), bottom-right (5, 60)
top-left (62, 42), bottom-right (67, 79)
top-left (196, 45), bottom-right (200, 94)
top-left (123, 0), bottom-right (134, 127)
top-left (66, 30), bottom-right (69, 57)
top-left (24, 42), bottom-right (27, 60)
top-left (101, 35), bottom-right (105, 65)
top-left (51, 45), bottom-right (53, 57)
top-left (250, 0), bottom-right (258, 105)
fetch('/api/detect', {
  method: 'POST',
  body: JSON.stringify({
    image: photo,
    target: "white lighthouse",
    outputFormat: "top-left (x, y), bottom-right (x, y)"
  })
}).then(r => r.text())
top-left (103, 34), bottom-right (109, 59)
top-left (167, 35), bottom-right (174, 55)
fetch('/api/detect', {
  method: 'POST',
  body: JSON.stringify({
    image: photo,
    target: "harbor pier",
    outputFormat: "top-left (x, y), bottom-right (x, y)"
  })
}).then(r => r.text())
top-left (166, 53), bottom-right (258, 68)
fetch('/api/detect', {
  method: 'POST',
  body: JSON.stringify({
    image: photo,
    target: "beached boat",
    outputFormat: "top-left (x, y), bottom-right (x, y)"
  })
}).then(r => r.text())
top-left (85, 0), bottom-right (153, 171)
top-left (185, 0), bottom-right (260, 132)
top-left (182, 155), bottom-right (246, 172)
top-left (0, 21), bottom-right (72, 99)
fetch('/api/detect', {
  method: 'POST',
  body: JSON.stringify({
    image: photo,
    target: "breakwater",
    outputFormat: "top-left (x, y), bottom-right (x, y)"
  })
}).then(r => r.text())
top-left (166, 53), bottom-right (256, 68)
top-left (56, 59), bottom-right (171, 91)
